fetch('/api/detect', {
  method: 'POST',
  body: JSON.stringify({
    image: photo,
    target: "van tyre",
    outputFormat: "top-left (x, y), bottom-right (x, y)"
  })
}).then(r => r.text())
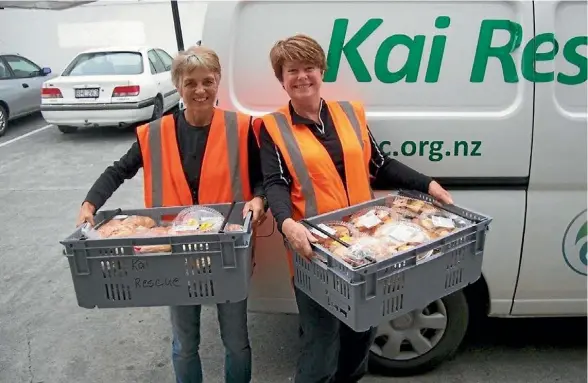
top-left (57, 125), bottom-right (78, 134)
top-left (368, 290), bottom-right (469, 377)
top-left (0, 104), bottom-right (7, 137)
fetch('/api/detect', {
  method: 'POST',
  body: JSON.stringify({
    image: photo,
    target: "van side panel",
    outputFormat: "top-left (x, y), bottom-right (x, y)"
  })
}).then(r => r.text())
top-left (512, 0), bottom-right (587, 316)
top-left (203, 1), bottom-right (534, 316)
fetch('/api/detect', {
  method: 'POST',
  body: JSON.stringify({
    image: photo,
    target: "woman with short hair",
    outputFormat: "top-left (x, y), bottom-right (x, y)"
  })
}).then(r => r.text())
top-left (255, 34), bottom-right (453, 382)
top-left (77, 45), bottom-right (266, 383)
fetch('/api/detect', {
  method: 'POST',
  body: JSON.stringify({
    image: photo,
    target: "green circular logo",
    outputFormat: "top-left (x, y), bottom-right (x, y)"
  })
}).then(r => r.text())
top-left (562, 209), bottom-right (587, 276)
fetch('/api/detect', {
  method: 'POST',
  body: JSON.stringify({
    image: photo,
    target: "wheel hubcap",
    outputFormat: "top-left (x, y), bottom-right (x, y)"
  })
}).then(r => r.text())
top-left (0, 110), bottom-right (5, 131)
top-left (370, 300), bottom-right (448, 361)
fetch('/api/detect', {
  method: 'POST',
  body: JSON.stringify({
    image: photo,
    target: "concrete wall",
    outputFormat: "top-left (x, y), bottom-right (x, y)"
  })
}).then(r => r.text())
top-left (0, 0), bottom-right (208, 73)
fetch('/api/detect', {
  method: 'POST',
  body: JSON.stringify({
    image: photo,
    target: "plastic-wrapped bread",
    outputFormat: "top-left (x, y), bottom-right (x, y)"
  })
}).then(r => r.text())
top-left (122, 215), bottom-right (157, 229)
top-left (418, 211), bottom-right (470, 239)
top-left (134, 226), bottom-right (173, 253)
top-left (348, 206), bottom-right (398, 234)
top-left (106, 224), bottom-right (137, 238)
top-left (345, 236), bottom-right (395, 264)
top-left (224, 223), bottom-right (245, 232)
top-left (375, 221), bottom-right (430, 245)
top-left (387, 196), bottom-right (438, 216)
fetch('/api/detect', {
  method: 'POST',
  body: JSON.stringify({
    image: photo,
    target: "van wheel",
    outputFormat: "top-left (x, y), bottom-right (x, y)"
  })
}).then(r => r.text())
top-left (0, 104), bottom-right (7, 137)
top-left (368, 290), bottom-right (469, 377)
top-left (57, 125), bottom-right (78, 134)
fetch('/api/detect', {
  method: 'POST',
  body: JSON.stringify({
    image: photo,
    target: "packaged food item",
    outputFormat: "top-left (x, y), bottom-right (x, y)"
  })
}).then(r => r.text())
top-left (348, 206), bottom-right (398, 234)
top-left (387, 196), bottom-right (439, 216)
top-left (86, 214), bottom-right (159, 240)
top-left (133, 226), bottom-right (173, 253)
top-left (107, 224), bottom-right (137, 238)
top-left (122, 215), bottom-right (156, 229)
top-left (373, 221), bottom-right (434, 262)
top-left (170, 206), bottom-right (225, 235)
top-left (345, 236), bottom-right (397, 264)
top-left (311, 221), bottom-right (360, 247)
top-left (224, 223), bottom-right (245, 232)
top-left (418, 211), bottom-right (470, 239)
top-left (307, 221), bottom-right (359, 263)
top-left (93, 218), bottom-right (127, 238)
top-left (375, 221), bottom-right (429, 244)
top-left (391, 207), bottom-right (421, 220)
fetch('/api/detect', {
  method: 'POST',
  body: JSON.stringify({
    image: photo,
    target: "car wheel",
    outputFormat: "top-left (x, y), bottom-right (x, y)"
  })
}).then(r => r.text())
top-left (151, 96), bottom-right (164, 120)
top-left (368, 290), bottom-right (469, 377)
top-left (0, 104), bottom-right (7, 137)
top-left (57, 125), bottom-right (78, 134)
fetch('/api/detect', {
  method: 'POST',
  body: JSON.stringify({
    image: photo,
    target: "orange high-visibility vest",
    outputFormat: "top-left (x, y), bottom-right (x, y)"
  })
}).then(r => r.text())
top-left (137, 109), bottom-right (253, 208)
top-left (257, 100), bottom-right (374, 275)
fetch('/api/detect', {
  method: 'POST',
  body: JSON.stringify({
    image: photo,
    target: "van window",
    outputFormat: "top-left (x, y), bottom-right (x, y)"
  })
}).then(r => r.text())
top-left (63, 51), bottom-right (144, 76)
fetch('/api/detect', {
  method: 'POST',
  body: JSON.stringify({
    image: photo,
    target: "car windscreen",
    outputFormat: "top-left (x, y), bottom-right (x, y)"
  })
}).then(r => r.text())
top-left (62, 51), bottom-right (144, 76)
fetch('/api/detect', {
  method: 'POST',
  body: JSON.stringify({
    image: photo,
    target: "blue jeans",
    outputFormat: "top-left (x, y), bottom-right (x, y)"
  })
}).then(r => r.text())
top-left (294, 287), bottom-right (377, 383)
top-left (170, 299), bottom-right (251, 383)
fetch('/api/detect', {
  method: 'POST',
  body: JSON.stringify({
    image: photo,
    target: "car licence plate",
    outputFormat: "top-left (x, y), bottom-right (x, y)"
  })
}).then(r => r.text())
top-left (75, 88), bottom-right (100, 98)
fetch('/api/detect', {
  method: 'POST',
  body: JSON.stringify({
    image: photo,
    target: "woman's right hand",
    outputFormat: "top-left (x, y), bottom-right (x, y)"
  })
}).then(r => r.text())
top-left (76, 201), bottom-right (96, 227)
top-left (282, 218), bottom-right (317, 259)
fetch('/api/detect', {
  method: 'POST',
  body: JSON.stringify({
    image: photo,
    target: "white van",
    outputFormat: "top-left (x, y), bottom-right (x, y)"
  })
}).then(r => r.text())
top-left (201, 0), bottom-right (587, 376)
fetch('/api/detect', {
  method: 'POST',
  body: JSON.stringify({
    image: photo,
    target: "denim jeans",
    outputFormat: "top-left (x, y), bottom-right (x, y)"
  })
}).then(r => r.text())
top-left (294, 287), bottom-right (377, 383)
top-left (170, 299), bottom-right (251, 383)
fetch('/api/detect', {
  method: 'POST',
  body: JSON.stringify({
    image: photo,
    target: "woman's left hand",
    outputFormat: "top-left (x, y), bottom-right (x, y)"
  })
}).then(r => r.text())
top-left (428, 180), bottom-right (454, 204)
top-left (243, 197), bottom-right (267, 225)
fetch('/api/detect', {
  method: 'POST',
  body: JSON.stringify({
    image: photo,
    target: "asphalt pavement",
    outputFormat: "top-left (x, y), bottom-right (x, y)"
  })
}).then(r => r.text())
top-left (0, 114), bottom-right (586, 383)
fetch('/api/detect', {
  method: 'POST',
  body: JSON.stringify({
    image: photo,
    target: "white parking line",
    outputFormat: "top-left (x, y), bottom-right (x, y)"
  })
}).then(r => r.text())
top-left (0, 124), bottom-right (54, 149)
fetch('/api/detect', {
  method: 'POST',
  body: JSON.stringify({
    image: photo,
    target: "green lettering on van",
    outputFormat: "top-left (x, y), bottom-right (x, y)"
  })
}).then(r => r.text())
top-left (324, 18), bottom-right (382, 82)
top-left (522, 33), bottom-right (559, 82)
top-left (325, 17), bottom-right (587, 85)
top-left (558, 36), bottom-right (588, 85)
top-left (470, 19), bottom-right (522, 83)
top-left (325, 17), bottom-right (446, 83)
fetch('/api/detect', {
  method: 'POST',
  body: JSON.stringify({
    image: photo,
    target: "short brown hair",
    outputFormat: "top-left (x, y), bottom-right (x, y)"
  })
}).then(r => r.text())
top-left (269, 34), bottom-right (327, 81)
top-left (171, 45), bottom-right (221, 88)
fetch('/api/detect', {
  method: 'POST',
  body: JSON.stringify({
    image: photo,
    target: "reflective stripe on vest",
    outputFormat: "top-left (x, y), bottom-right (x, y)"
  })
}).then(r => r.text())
top-left (337, 101), bottom-right (364, 151)
top-left (147, 119), bottom-right (164, 207)
top-left (271, 112), bottom-right (319, 217)
top-left (336, 101), bottom-right (375, 199)
top-left (223, 110), bottom-right (244, 201)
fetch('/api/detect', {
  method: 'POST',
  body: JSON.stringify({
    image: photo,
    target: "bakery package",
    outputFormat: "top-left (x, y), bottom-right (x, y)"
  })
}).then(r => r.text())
top-left (133, 226), bottom-right (173, 254)
top-left (417, 210), bottom-right (471, 239)
top-left (309, 220), bottom-right (361, 263)
top-left (373, 221), bottom-right (434, 262)
top-left (346, 206), bottom-right (399, 235)
top-left (169, 206), bottom-right (225, 235)
top-left (385, 195), bottom-right (440, 220)
top-left (84, 214), bottom-right (159, 239)
top-left (344, 236), bottom-right (398, 266)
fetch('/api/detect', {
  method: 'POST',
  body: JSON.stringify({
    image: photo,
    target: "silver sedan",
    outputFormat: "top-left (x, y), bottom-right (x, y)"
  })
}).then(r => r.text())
top-left (0, 53), bottom-right (55, 136)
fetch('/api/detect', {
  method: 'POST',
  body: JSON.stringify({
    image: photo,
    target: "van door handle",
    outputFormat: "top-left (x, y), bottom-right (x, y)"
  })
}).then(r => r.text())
top-left (22, 83), bottom-right (29, 88)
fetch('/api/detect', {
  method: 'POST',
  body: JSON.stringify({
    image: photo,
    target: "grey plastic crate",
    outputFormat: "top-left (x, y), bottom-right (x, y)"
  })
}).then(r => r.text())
top-left (293, 190), bottom-right (492, 332)
top-left (60, 202), bottom-right (254, 309)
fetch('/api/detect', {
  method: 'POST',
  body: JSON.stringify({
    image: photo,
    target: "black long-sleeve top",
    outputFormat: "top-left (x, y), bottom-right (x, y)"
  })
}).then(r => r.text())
top-left (84, 110), bottom-right (265, 210)
top-left (258, 100), bottom-right (432, 232)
